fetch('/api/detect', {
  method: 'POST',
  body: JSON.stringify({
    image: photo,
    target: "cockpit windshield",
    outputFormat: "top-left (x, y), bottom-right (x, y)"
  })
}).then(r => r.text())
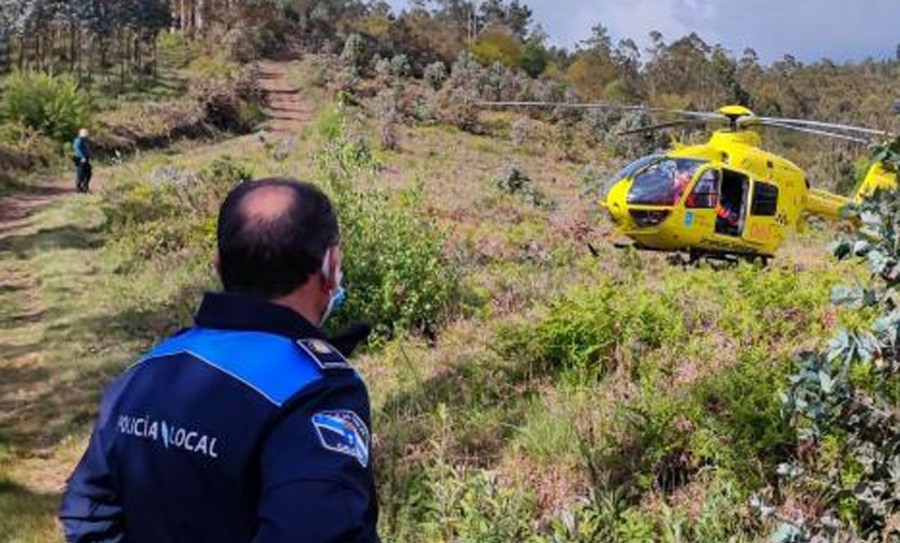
top-left (627, 158), bottom-right (708, 206)
top-left (609, 155), bottom-right (662, 187)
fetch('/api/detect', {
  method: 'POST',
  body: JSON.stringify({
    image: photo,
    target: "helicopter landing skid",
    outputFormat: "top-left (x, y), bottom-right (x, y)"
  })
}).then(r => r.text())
top-left (605, 243), bottom-right (770, 268)
top-left (676, 250), bottom-right (770, 268)
top-left (667, 252), bottom-right (739, 269)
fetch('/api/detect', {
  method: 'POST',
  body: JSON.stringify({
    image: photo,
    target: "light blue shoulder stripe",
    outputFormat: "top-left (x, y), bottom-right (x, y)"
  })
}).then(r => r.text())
top-left (141, 328), bottom-right (323, 406)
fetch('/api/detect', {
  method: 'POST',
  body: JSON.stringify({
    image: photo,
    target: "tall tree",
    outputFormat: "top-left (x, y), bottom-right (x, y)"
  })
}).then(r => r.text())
top-left (477, 0), bottom-right (532, 40)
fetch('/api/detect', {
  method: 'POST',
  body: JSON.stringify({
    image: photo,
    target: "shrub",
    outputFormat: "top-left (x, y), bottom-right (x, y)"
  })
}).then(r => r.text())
top-left (510, 119), bottom-right (527, 147)
top-left (520, 41), bottom-right (549, 77)
top-left (156, 31), bottom-right (198, 69)
top-left (484, 62), bottom-right (522, 102)
top-left (390, 54), bottom-right (413, 78)
top-left (102, 156), bottom-right (252, 264)
top-left (423, 62), bottom-right (448, 91)
top-left (188, 65), bottom-right (265, 133)
top-left (498, 280), bottom-right (685, 377)
top-left (306, 54), bottom-right (332, 88)
top-left (426, 54), bottom-right (487, 130)
top-left (0, 121), bottom-right (59, 169)
top-left (429, 86), bottom-right (480, 132)
top-left (316, 116), bottom-right (461, 337)
top-left (470, 28), bottom-right (523, 68)
top-left (494, 265), bottom-right (831, 541)
top-left (754, 143), bottom-right (900, 542)
top-left (554, 121), bottom-right (579, 162)
top-left (186, 54), bottom-right (240, 80)
top-left (330, 66), bottom-right (361, 95)
top-left (223, 25), bottom-right (266, 63)
top-left (374, 89), bottom-right (400, 151)
top-left (222, 23), bottom-right (284, 63)
top-left (373, 57), bottom-right (394, 87)
top-left (0, 72), bottom-right (91, 142)
top-left (340, 33), bottom-right (370, 72)
top-left (492, 165), bottom-right (555, 210)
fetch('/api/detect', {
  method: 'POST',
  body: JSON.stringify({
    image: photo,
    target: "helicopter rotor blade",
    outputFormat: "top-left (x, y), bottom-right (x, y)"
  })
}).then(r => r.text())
top-left (476, 101), bottom-right (726, 122)
top-left (617, 119), bottom-right (707, 136)
top-left (751, 116), bottom-right (890, 137)
top-left (757, 120), bottom-right (871, 144)
top-left (479, 101), bottom-right (893, 139)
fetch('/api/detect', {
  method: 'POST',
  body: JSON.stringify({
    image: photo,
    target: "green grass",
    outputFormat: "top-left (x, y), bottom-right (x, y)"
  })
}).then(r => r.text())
top-left (0, 85), bottom-right (862, 543)
top-left (0, 190), bottom-right (126, 543)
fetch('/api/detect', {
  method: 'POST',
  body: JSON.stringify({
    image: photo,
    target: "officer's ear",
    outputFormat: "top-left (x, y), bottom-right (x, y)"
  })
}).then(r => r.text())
top-left (320, 246), bottom-right (341, 291)
top-left (214, 251), bottom-right (222, 277)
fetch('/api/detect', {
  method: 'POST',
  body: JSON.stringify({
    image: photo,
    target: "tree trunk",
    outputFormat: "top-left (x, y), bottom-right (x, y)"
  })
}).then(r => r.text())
top-left (181, 0), bottom-right (189, 32)
top-left (35, 30), bottom-right (42, 71)
top-left (134, 36), bottom-right (141, 75)
top-left (0, 31), bottom-right (8, 75)
top-left (17, 35), bottom-right (25, 71)
top-left (152, 39), bottom-right (158, 79)
top-left (70, 21), bottom-right (78, 73)
top-left (119, 29), bottom-right (127, 90)
top-left (196, 0), bottom-right (206, 34)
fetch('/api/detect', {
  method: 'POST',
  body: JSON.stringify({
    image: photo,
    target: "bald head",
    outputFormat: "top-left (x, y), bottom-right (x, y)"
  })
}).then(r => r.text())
top-left (239, 185), bottom-right (296, 225)
top-left (217, 178), bottom-right (339, 299)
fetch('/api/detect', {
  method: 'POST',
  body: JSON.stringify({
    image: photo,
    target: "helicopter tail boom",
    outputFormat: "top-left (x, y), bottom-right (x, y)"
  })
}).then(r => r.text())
top-left (805, 189), bottom-right (851, 220)
top-left (854, 163), bottom-right (899, 202)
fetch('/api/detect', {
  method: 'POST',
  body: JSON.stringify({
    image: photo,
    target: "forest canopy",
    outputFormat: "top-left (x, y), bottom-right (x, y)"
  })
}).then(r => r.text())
top-left (0, 0), bottom-right (896, 131)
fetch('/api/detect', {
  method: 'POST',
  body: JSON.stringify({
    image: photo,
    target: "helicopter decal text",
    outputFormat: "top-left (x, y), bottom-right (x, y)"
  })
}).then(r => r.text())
top-left (750, 224), bottom-right (773, 239)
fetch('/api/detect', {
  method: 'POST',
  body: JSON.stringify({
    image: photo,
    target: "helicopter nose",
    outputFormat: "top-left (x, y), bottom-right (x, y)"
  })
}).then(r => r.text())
top-left (607, 201), bottom-right (628, 225)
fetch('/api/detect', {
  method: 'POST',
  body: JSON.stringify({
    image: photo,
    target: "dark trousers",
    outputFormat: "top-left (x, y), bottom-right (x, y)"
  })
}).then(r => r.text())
top-left (76, 161), bottom-right (92, 193)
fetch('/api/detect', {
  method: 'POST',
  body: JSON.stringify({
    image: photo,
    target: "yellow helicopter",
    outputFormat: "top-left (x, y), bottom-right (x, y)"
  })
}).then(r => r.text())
top-left (482, 102), bottom-right (897, 262)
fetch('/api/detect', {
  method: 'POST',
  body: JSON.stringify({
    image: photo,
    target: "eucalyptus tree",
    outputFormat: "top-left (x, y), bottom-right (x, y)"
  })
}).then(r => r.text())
top-left (0, 0), bottom-right (171, 83)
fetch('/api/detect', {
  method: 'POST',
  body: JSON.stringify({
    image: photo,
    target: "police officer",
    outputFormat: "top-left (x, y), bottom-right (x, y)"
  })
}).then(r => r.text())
top-left (59, 178), bottom-right (380, 543)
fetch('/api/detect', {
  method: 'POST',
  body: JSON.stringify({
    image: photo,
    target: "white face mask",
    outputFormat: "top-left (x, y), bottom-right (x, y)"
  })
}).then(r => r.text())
top-left (319, 248), bottom-right (346, 327)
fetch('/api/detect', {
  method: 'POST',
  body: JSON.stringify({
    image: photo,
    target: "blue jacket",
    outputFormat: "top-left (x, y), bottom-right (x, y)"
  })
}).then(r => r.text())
top-left (73, 137), bottom-right (90, 160)
top-left (59, 293), bottom-right (380, 543)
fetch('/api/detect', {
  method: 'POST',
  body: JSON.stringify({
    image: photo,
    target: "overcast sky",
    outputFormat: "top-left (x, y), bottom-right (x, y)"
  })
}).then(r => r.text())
top-left (384, 0), bottom-right (900, 64)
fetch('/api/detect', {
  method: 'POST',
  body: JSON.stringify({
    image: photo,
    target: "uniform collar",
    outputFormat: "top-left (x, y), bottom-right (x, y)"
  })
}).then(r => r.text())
top-left (195, 293), bottom-right (324, 340)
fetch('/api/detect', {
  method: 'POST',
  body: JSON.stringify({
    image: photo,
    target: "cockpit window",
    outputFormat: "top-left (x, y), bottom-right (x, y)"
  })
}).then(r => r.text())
top-left (627, 158), bottom-right (708, 206)
top-left (609, 155), bottom-right (662, 187)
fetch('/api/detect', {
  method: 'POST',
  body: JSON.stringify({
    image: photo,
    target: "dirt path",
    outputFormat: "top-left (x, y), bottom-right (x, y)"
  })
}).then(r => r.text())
top-left (0, 58), bottom-right (310, 239)
top-left (258, 59), bottom-right (316, 134)
top-left (0, 59), bottom-right (314, 510)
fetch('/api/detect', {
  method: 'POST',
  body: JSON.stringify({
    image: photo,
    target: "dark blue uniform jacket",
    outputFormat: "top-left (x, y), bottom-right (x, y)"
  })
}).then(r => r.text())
top-left (59, 293), bottom-right (380, 543)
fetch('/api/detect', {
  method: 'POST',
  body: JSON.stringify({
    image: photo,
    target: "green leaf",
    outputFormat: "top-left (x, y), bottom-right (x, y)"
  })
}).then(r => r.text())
top-left (770, 523), bottom-right (802, 543)
top-left (831, 240), bottom-right (853, 260)
top-left (819, 371), bottom-right (835, 394)
top-left (831, 285), bottom-right (863, 307)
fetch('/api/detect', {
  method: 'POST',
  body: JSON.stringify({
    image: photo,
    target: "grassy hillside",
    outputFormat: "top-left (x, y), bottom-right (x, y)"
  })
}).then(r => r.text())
top-left (0, 56), bottom-right (868, 542)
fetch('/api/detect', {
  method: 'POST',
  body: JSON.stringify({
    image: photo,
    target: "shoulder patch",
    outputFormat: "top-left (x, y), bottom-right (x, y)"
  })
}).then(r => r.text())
top-left (297, 339), bottom-right (351, 371)
top-left (311, 410), bottom-right (370, 467)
